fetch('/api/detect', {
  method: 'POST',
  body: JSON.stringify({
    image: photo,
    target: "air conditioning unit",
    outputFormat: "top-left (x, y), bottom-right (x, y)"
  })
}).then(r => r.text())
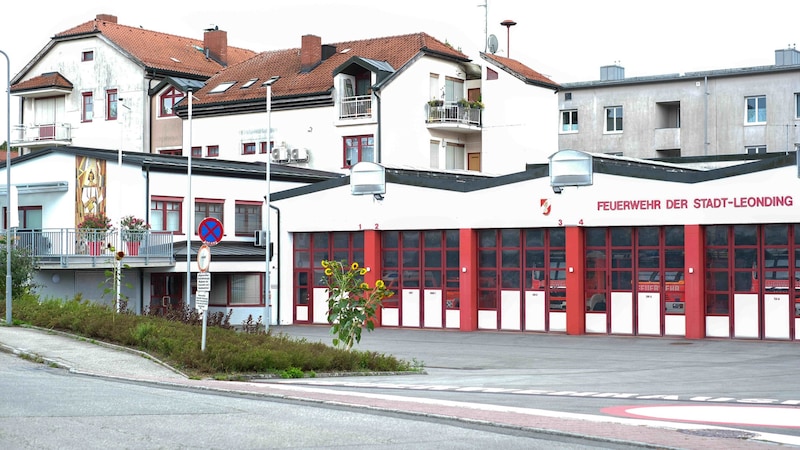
top-left (271, 146), bottom-right (289, 162)
top-left (254, 230), bottom-right (267, 247)
top-left (291, 148), bottom-right (309, 162)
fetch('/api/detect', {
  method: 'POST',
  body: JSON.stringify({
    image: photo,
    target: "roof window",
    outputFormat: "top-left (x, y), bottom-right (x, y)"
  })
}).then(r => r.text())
top-left (240, 78), bottom-right (258, 89)
top-left (209, 81), bottom-right (235, 93)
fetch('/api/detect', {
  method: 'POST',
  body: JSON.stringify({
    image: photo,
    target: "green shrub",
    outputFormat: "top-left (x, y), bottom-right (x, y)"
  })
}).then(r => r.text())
top-left (2, 294), bottom-right (412, 377)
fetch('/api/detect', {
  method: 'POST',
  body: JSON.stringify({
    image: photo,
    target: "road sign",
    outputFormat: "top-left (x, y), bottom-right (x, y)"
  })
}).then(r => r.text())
top-left (198, 217), bottom-right (224, 246)
top-left (197, 272), bottom-right (211, 292)
top-left (197, 244), bottom-right (211, 272)
top-left (195, 291), bottom-right (209, 312)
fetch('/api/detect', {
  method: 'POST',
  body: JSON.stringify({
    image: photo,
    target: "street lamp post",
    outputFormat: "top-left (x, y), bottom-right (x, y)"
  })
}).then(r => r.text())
top-left (2, 50), bottom-right (11, 325)
top-left (262, 76), bottom-right (279, 332)
top-left (186, 88), bottom-right (194, 314)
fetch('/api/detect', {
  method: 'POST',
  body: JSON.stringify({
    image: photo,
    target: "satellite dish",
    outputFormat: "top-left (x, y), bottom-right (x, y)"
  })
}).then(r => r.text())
top-left (487, 34), bottom-right (499, 54)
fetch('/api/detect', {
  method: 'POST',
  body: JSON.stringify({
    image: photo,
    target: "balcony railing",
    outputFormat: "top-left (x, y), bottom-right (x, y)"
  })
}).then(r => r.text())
top-left (9, 229), bottom-right (174, 268)
top-left (339, 95), bottom-right (372, 119)
top-left (426, 102), bottom-right (482, 127)
top-left (11, 123), bottom-right (72, 146)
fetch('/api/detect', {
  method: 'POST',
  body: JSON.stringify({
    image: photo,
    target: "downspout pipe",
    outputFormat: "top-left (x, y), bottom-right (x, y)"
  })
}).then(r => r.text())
top-left (270, 203), bottom-right (280, 323)
top-left (373, 88), bottom-right (382, 163)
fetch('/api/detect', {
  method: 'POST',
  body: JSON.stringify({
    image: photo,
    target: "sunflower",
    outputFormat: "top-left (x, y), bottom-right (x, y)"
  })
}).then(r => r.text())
top-left (375, 279), bottom-right (385, 288)
top-left (351, 262), bottom-right (359, 270)
top-left (359, 282), bottom-right (369, 289)
top-left (359, 268), bottom-right (367, 275)
top-left (324, 268), bottom-right (333, 276)
top-left (321, 260), bottom-right (329, 268)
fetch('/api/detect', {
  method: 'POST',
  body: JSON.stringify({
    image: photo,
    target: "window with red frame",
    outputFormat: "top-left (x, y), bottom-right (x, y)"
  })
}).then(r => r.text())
top-left (160, 87), bottom-right (184, 117)
top-left (191, 146), bottom-right (202, 157)
top-left (159, 149), bottom-right (181, 156)
top-left (106, 89), bottom-right (118, 120)
top-left (82, 92), bottom-right (93, 122)
top-left (195, 199), bottom-right (224, 231)
top-left (243, 143), bottom-right (256, 155)
top-left (343, 135), bottom-right (374, 168)
top-left (207, 145), bottom-right (219, 157)
top-left (235, 201), bottom-right (261, 235)
top-left (150, 196), bottom-right (182, 233)
top-left (260, 141), bottom-right (274, 154)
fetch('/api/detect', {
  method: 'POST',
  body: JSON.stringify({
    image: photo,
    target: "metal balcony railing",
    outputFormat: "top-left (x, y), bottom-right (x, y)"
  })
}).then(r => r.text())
top-left (7, 229), bottom-right (175, 267)
top-left (425, 102), bottom-right (482, 127)
top-left (339, 95), bottom-right (372, 119)
top-left (11, 123), bottom-right (72, 145)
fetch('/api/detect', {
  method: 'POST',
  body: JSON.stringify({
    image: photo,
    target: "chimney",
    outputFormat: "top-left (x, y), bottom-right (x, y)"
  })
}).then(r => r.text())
top-left (204, 27), bottom-right (228, 66)
top-left (95, 14), bottom-right (118, 24)
top-left (301, 35), bottom-right (322, 72)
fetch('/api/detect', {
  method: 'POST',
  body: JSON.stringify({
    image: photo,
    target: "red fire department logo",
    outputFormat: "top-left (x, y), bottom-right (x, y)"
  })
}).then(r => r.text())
top-left (540, 198), bottom-right (551, 216)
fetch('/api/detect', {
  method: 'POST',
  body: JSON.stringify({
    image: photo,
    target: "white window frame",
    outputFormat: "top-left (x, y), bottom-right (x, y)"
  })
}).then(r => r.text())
top-left (604, 106), bottom-right (623, 133)
top-left (445, 143), bottom-right (465, 170)
top-left (561, 110), bottom-right (578, 133)
top-left (745, 145), bottom-right (766, 155)
top-left (745, 95), bottom-right (766, 124)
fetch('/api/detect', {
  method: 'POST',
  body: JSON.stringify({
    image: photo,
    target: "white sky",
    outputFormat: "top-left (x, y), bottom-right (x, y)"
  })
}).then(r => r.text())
top-left (1, 0), bottom-right (797, 134)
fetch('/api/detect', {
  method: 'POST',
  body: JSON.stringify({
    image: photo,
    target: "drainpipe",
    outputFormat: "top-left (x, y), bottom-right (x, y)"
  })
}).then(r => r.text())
top-left (270, 203), bottom-right (280, 323)
top-left (703, 76), bottom-right (708, 156)
top-left (373, 88), bottom-right (382, 162)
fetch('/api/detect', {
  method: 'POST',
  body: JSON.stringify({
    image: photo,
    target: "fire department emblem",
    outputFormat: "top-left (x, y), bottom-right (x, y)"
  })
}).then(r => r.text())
top-left (540, 198), bottom-right (551, 216)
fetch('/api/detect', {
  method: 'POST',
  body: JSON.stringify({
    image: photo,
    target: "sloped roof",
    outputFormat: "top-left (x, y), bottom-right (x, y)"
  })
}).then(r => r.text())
top-left (10, 71), bottom-right (73, 93)
top-left (52, 16), bottom-right (257, 78)
top-left (189, 33), bottom-right (470, 106)
top-left (481, 52), bottom-right (560, 90)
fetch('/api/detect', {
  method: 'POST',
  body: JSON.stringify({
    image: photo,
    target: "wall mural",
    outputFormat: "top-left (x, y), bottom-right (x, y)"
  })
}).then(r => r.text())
top-left (75, 156), bottom-right (106, 226)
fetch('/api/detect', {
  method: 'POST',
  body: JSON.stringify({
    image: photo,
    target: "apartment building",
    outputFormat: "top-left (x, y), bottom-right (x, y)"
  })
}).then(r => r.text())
top-left (557, 47), bottom-right (800, 159)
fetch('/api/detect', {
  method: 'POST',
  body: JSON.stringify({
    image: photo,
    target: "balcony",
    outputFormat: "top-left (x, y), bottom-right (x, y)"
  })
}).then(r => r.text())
top-left (654, 127), bottom-right (681, 151)
top-left (425, 102), bottom-right (482, 132)
top-left (11, 123), bottom-right (72, 148)
top-left (339, 95), bottom-right (372, 120)
top-left (10, 229), bottom-right (175, 269)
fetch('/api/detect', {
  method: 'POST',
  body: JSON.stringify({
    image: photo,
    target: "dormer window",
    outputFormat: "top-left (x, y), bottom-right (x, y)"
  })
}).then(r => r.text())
top-left (159, 87), bottom-right (184, 117)
top-left (209, 81), bottom-right (235, 93)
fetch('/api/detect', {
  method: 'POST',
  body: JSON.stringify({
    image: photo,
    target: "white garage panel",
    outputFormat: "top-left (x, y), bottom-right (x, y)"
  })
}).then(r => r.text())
top-left (664, 314), bottom-right (685, 336)
top-left (585, 313), bottom-right (607, 333)
top-left (500, 291), bottom-right (521, 330)
top-left (610, 292), bottom-right (633, 334)
top-left (734, 294), bottom-right (759, 339)
top-left (402, 289), bottom-right (421, 327)
top-left (763, 294), bottom-right (789, 340)
top-left (478, 310), bottom-right (497, 329)
top-left (295, 305), bottom-right (308, 322)
top-left (445, 309), bottom-right (460, 329)
top-left (525, 291), bottom-right (546, 331)
top-left (549, 311), bottom-right (566, 332)
top-left (382, 307), bottom-right (399, 326)
top-left (423, 289), bottom-right (443, 328)
top-left (637, 292), bottom-right (661, 335)
top-left (313, 287), bottom-right (328, 324)
top-left (706, 316), bottom-right (730, 338)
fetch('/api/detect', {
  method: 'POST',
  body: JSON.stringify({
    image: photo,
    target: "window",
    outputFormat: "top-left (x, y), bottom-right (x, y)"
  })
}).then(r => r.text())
top-left (343, 135), bottom-right (374, 167)
top-left (150, 197), bottom-right (182, 233)
top-left (235, 201), bottom-right (261, 236)
top-left (106, 89), bottom-right (118, 120)
top-left (195, 199), bottom-right (224, 232)
top-left (564, 92), bottom-right (572, 101)
top-left (207, 145), bottom-right (219, 157)
top-left (260, 141), bottom-right (274, 154)
top-left (160, 87), bottom-right (184, 117)
top-left (445, 77), bottom-right (464, 103)
top-left (159, 149), bottom-right (181, 156)
top-left (745, 95), bottom-right (766, 124)
top-left (605, 106), bottom-right (622, 132)
top-left (746, 146), bottom-right (767, 155)
top-left (4, 206), bottom-right (42, 229)
top-left (81, 50), bottom-right (94, 62)
top-left (209, 81), bottom-right (235, 93)
top-left (429, 140), bottom-right (439, 169)
top-left (191, 146), bottom-right (202, 157)
top-left (445, 143), bottom-right (464, 170)
top-left (240, 78), bottom-right (258, 89)
top-left (561, 110), bottom-right (578, 132)
top-left (209, 273), bottom-right (263, 306)
top-left (82, 92), bottom-right (93, 122)
top-left (795, 93), bottom-right (800, 119)
top-left (242, 143), bottom-right (256, 155)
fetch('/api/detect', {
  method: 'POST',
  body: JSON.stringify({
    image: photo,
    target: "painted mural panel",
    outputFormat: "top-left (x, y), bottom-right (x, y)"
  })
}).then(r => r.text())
top-left (75, 156), bottom-right (107, 226)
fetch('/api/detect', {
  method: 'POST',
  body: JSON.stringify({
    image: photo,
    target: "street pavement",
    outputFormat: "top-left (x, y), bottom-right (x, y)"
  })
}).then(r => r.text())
top-left (1, 323), bottom-right (799, 449)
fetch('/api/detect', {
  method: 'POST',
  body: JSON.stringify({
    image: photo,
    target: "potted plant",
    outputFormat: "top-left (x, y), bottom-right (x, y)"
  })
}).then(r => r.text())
top-left (77, 213), bottom-right (112, 256)
top-left (428, 98), bottom-right (444, 107)
top-left (457, 98), bottom-right (471, 108)
top-left (120, 215), bottom-right (150, 256)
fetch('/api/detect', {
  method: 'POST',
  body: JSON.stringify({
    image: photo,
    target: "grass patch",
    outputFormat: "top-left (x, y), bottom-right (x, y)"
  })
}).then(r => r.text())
top-left (2, 294), bottom-right (414, 378)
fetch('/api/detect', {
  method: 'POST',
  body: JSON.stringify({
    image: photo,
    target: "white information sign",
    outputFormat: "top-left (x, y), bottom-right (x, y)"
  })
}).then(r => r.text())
top-left (195, 291), bottom-right (209, 312)
top-left (197, 272), bottom-right (211, 292)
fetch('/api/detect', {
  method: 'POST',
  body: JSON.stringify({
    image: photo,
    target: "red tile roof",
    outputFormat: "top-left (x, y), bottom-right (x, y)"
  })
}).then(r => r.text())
top-left (11, 72), bottom-right (73, 93)
top-left (54, 16), bottom-right (257, 77)
top-left (481, 52), bottom-right (560, 89)
top-left (191, 33), bottom-right (470, 105)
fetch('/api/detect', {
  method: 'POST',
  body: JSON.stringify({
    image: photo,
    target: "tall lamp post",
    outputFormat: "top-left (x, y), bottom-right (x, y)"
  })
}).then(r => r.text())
top-left (262, 75), bottom-right (279, 332)
top-left (2, 50), bottom-right (11, 325)
top-left (500, 19), bottom-right (517, 58)
top-left (186, 88), bottom-right (194, 313)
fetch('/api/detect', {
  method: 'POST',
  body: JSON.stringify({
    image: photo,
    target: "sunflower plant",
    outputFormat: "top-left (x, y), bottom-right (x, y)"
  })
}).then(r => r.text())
top-left (322, 260), bottom-right (393, 350)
